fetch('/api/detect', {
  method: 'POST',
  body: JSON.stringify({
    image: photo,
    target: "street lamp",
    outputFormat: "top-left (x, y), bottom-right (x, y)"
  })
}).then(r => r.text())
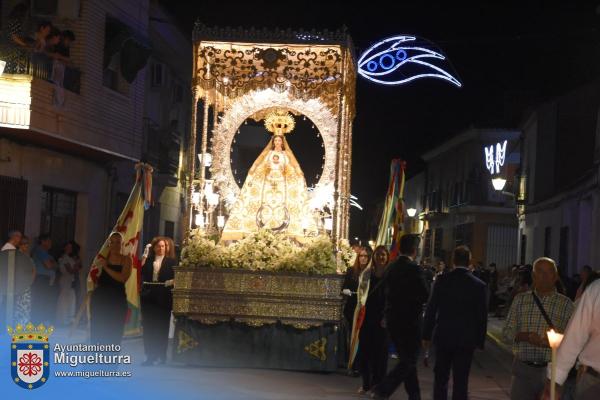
top-left (491, 177), bottom-right (507, 191)
top-left (407, 207), bottom-right (417, 217)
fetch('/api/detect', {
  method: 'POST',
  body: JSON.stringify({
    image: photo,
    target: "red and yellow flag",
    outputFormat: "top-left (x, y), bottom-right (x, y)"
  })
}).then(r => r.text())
top-left (348, 264), bottom-right (372, 369)
top-left (86, 163), bottom-right (153, 336)
top-left (376, 159), bottom-right (406, 260)
top-left (348, 159), bottom-right (406, 369)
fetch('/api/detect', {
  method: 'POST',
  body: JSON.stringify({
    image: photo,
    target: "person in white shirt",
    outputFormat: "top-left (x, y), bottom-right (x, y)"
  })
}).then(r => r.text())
top-left (541, 279), bottom-right (600, 400)
top-left (1, 230), bottom-right (22, 251)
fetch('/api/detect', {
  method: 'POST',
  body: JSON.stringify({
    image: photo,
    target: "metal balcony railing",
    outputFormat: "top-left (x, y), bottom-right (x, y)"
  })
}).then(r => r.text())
top-left (1, 44), bottom-right (81, 94)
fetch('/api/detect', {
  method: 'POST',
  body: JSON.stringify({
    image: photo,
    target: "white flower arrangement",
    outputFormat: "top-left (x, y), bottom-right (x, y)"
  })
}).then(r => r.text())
top-left (338, 239), bottom-right (355, 271)
top-left (180, 229), bottom-right (350, 274)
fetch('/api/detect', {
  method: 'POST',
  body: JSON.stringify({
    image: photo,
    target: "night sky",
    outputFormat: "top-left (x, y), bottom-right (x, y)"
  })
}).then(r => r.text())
top-left (161, 1), bottom-right (600, 237)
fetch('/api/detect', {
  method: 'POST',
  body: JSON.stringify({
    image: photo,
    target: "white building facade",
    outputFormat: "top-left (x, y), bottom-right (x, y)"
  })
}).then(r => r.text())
top-left (519, 80), bottom-right (600, 274)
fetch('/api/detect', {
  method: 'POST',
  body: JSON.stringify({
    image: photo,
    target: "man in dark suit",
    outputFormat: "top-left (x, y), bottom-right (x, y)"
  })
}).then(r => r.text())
top-left (423, 245), bottom-right (488, 400)
top-left (371, 234), bottom-right (430, 400)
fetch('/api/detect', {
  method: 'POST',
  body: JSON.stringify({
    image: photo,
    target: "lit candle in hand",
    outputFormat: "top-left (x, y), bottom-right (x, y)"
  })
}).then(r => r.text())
top-left (547, 329), bottom-right (564, 348)
top-left (547, 329), bottom-right (564, 400)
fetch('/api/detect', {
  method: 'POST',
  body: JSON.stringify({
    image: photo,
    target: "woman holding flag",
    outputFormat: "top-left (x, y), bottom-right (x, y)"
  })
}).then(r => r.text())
top-left (89, 232), bottom-right (132, 345)
top-left (353, 246), bottom-right (391, 394)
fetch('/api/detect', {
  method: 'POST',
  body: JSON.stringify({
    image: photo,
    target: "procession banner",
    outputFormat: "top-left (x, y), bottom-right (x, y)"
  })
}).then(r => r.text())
top-left (348, 159), bottom-right (407, 367)
top-left (86, 163), bottom-right (153, 336)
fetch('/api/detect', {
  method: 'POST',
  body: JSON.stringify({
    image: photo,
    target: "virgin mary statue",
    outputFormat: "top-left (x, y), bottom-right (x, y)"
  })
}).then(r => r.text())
top-left (221, 110), bottom-right (316, 242)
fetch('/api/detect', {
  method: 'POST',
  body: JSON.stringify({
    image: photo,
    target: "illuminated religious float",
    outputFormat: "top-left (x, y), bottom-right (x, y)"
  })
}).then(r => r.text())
top-left (172, 23), bottom-right (356, 371)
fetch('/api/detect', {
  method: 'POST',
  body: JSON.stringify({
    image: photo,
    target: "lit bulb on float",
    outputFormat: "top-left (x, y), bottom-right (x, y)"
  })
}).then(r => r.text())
top-left (207, 193), bottom-right (220, 207)
top-left (198, 152), bottom-right (212, 167)
top-left (192, 191), bottom-right (201, 205)
top-left (204, 180), bottom-right (214, 196)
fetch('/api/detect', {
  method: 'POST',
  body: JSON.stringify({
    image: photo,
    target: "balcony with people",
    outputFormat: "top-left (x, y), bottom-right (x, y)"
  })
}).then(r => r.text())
top-left (1, 7), bottom-right (81, 92)
top-left (0, 1), bottom-right (149, 164)
top-left (1, 4), bottom-right (81, 134)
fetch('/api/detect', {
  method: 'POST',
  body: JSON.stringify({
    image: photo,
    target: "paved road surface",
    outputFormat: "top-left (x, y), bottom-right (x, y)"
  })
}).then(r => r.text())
top-left (1, 323), bottom-right (513, 399)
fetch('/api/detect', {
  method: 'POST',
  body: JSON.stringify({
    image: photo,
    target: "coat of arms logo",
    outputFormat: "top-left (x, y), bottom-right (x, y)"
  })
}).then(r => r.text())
top-left (7, 323), bottom-right (54, 390)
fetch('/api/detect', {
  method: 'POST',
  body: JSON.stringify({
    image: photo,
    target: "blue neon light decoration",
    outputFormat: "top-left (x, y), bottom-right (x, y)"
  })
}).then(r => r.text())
top-left (358, 35), bottom-right (462, 87)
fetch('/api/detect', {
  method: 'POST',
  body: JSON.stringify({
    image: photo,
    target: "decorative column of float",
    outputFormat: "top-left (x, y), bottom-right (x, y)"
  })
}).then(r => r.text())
top-left (196, 93), bottom-right (210, 228)
top-left (343, 101), bottom-right (353, 240)
top-left (332, 48), bottom-right (345, 247)
top-left (185, 87), bottom-right (200, 233)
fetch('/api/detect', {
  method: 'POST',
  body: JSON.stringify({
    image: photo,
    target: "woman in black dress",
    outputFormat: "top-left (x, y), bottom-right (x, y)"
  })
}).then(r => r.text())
top-left (141, 236), bottom-right (176, 365)
top-left (90, 232), bottom-right (132, 345)
top-left (358, 245), bottom-right (390, 393)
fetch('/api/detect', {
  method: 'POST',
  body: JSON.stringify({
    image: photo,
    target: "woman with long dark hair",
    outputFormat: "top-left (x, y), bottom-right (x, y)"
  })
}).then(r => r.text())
top-left (141, 236), bottom-right (177, 365)
top-left (89, 232), bottom-right (131, 345)
top-left (358, 245), bottom-right (390, 394)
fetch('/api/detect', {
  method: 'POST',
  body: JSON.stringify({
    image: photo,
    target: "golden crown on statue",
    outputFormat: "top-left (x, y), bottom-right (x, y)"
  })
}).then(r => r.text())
top-left (7, 323), bottom-right (54, 343)
top-left (264, 109), bottom-right (295, 135)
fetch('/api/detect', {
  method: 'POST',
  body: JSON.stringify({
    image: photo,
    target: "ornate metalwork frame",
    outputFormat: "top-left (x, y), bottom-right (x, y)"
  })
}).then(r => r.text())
top-left (185, 24), bottom-right (356, 242)
top-left (210, 89), bottom-right (338, 206)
